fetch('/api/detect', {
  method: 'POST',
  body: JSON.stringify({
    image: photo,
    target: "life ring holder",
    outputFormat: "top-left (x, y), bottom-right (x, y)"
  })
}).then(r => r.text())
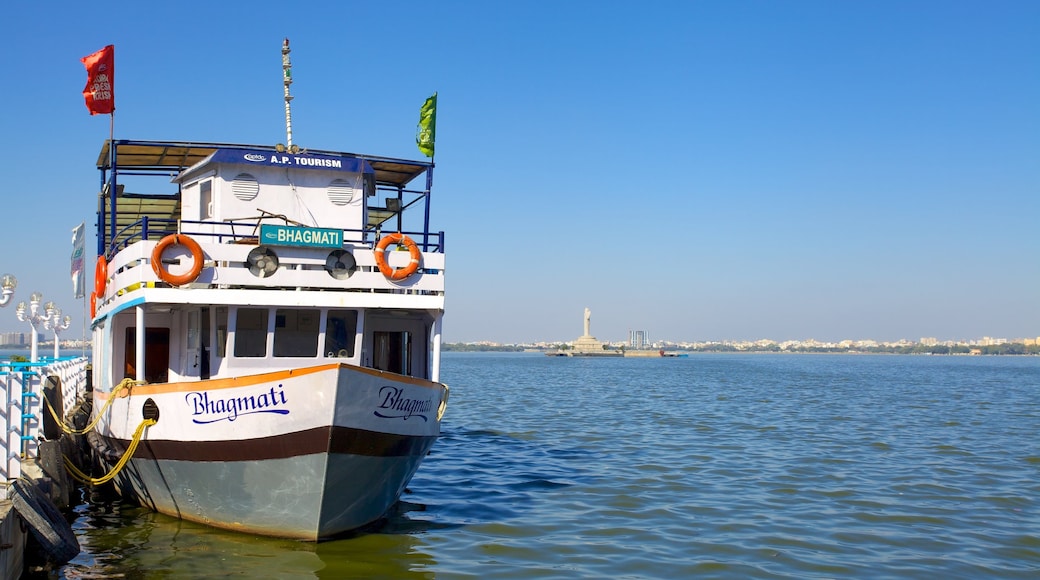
top-left (94, 256), bottom-right (108, 296)
top-left (151, 234), bottom-right (205, 286)
top-left (374, 233), bottom-right (421, 281)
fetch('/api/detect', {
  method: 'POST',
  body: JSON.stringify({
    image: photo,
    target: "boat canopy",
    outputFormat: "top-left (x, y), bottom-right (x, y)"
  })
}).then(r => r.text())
top-left (95, 140), bottom-right (432, 188)
top-left (95, 140), bottom-right (438, 258)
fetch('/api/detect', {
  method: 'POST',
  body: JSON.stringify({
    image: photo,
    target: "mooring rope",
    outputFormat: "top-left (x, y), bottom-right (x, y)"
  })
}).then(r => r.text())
top-left (62, 418), bottom-right (156, 486)
top-left (35, 376), bottom-right (149, 486)
top-left (42, 377), bottom-right (136, 436)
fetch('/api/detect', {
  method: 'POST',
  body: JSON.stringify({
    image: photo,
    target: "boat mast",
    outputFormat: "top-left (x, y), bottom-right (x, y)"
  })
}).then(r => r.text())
top-left (281, 38), bottom-right (296, 151)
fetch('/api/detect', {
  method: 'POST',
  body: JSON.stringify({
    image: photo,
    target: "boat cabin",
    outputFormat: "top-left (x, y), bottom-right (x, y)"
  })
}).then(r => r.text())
top-left (91, 140), bottom-right (445, 392)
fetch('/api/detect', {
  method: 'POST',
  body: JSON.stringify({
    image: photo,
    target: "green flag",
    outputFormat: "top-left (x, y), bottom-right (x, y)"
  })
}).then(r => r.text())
top-left (416, 92), bottom-right (437, 158)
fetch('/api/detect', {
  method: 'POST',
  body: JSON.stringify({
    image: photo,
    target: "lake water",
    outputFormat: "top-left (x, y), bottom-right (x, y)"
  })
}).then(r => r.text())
top-left (29, 352), bottom-right (1040, 579)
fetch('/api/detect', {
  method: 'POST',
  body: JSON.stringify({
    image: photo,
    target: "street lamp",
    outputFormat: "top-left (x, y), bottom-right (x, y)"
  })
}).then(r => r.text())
top-left (15, 292), bottom-right (55, 363)
top-left (45, 307), bottom-right (72, 359)
top-left (0, 273), bottom-right (16, 307)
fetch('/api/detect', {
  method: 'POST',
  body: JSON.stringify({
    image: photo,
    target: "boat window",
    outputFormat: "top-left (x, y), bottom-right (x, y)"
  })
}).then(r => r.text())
top-left (274, 308), bottom-right (319, 357)
top-left (234, 308), bottom-right (269, 357)
top-left (200, 307), bottom-right (211, 379)
top-left (325, 310), bottom-right (358, 358)
top-left (200, 180), bottom-right (213, 219)
top-left (372, 331), bottom-right (412, 375)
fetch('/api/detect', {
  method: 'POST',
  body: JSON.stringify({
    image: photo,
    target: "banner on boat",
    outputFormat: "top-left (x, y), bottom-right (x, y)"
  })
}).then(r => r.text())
top-left (416, 92), bottom-right (437, 158)
top-left (71, 222), bottom-right (86, 299)
top-left (260, 224), bottom-right (343, 248)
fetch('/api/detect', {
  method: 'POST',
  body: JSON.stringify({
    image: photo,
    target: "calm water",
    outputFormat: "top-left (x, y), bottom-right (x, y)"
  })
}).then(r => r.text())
top-left (31, 353), bottom-right (1040, 579)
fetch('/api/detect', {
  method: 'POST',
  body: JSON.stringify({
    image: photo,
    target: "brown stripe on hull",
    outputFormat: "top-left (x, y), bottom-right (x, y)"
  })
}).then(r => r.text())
top-left (96, 426), bottom-right (437, 462)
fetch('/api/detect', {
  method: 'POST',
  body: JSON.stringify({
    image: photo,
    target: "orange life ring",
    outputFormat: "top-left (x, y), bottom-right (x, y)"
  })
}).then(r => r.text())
top-left (151, 234), bottom-right (205, 286)
top-left (90, 292), bottom-right (97, 319)
top-left (94, 256), bottom-right (107, 296)
top-left (374, 233), bottom-right (421, 281)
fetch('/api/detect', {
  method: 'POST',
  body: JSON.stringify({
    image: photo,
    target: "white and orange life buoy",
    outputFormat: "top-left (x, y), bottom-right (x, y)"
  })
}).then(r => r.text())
top-left (94, 256), bottom-right (107, 296)
top-left (374, 233), bottom-right (421, 281)
top-left (151, 234), bottom-right (205, 286)
top-left (90, 292), bottom-right (97, 319)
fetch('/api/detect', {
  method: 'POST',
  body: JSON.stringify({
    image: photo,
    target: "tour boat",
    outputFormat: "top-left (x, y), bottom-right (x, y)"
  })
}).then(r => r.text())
top-left (86, 106), bottom-right (447, 539)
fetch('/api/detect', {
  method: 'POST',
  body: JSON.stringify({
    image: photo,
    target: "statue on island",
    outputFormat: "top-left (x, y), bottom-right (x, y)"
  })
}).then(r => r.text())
top-left (552, 306), bottom-right (617, 356)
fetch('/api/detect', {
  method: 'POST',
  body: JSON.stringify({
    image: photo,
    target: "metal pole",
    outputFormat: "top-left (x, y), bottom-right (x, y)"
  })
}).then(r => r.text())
top-left (431, 314), bottom-right (442, 383)
top-left (136, 305), bottom-right (145, 383)
top-left (423, 167), bottom-right (433, 250)
top-left (282, 38), bottom-right (294, 149)
top-left (107, 117), bottom-right (116, 260)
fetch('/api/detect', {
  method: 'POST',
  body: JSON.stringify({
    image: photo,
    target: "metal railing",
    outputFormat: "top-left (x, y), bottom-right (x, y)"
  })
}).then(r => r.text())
top-left (0, 356), bottom-right (89, 498)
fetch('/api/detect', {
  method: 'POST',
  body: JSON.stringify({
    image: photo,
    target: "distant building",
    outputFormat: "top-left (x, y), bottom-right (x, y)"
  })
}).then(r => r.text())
top-left (0, 332), bottom-right (26, 347)
top-left (629, 330), bottom-right (648, 350)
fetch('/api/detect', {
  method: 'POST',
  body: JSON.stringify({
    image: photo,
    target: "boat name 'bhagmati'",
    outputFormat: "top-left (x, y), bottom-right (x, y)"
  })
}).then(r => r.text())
top-left (375, 386), bottom-right (434, 421)
top-left (186, 384), bottom-right (290, 424)
top-left (274, 228), bottom-right (341, 245)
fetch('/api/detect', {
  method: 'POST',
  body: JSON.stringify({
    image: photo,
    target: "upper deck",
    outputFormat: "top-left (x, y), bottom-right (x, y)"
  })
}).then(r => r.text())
top-left (96, 139), bottom-right (440, 256)
top-left (93, 140), bottom-right (445, 319)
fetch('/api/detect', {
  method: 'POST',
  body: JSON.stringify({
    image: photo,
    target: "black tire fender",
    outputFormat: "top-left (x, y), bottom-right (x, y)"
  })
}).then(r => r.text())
top-left (43, 375), bottom-right (65, 440)
top-left (10, 478), bottom-right (80, 564)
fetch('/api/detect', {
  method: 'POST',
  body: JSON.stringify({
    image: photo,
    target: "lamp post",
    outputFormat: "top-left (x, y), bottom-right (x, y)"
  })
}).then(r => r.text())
top-left (45, 308), bottom-right (72, 360)
top-left (0, 274), bottom-right (16, 307)
top-left (15, 292), bottom-right (55, 363)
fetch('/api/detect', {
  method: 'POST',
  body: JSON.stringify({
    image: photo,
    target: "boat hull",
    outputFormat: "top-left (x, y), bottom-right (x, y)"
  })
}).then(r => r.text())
top-left (89, 363), bottom-right (447, 540)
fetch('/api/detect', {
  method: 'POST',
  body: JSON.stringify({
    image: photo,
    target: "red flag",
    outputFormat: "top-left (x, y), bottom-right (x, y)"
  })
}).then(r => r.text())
top-left (81, 45), bottom-right (114, 115)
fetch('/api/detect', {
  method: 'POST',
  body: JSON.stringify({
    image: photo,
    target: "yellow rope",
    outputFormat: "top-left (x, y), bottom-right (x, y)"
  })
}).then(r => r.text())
top-left (63, 418), bottom-right (156, 486)
top-left (43, 378), bottom-right (136, 436)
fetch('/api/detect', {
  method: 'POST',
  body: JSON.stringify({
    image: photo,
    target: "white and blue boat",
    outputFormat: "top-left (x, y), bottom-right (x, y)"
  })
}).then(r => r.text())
top-left (86, 42), bottom-right (447, 540)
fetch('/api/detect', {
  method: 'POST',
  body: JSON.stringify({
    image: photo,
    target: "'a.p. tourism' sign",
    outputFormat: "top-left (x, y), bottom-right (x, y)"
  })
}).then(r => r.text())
top-left (260, 224), bottom-right (343, 248)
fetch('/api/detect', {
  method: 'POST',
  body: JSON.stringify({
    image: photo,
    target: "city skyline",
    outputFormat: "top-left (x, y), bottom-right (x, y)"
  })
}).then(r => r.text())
top-left (2, 329), bottom-right (1034, 350)
top-left (454, 335), bottom-right (1040, 349)
top-left (447, 307), bottom-right (1038, 349)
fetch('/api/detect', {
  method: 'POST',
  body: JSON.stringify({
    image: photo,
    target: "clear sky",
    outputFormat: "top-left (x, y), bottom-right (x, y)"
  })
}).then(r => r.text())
top-left (3, 1), bottom-right (1037, 345)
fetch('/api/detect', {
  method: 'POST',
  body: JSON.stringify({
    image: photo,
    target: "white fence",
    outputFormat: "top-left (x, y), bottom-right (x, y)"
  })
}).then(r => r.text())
top-left (0, 356), bottom-right (89, 498)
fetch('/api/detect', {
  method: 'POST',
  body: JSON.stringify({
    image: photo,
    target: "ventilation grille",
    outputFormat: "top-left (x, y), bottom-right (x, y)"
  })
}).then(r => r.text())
top-left (232, 173), bottom-right (259, 201)
top-left (327, 179), bottom-right (355, 206)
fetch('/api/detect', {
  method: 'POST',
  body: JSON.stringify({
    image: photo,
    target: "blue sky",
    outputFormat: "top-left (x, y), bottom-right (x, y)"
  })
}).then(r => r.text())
top-left (3, 1), bottom-right (1037, 344)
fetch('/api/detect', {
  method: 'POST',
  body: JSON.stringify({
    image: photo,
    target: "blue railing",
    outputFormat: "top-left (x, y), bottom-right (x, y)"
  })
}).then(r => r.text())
top-left (0, 357), bottom-right (89, 490)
